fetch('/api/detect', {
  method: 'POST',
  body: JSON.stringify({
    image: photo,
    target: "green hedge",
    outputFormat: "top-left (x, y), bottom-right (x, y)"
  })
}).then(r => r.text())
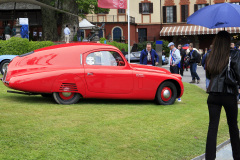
top-left (100, 38), bottom-right (128, 52)
top-left (0, 37), bottom-right (55, 55)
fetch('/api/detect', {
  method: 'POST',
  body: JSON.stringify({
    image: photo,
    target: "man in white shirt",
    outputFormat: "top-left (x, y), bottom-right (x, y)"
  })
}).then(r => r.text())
top-left (168, 42), bottom-right (181, 74)
top-left (64, 25), bottom-right (71, 43)
top-left (168, 42), bottom-right (182, 102)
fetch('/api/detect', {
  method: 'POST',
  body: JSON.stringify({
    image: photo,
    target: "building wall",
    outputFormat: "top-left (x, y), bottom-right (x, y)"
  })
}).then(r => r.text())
top-left (81, 0), bottom-right (240, 49)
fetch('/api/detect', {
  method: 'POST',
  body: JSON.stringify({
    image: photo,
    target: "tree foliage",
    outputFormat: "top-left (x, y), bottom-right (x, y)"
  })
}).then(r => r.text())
top-left (76, 0), bottom-right (109, 17)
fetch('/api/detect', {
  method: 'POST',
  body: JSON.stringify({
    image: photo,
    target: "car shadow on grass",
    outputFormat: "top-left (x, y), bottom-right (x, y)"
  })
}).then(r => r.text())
top-left (4, 94), bottom-right (156, 106)
top-left (80, 98), bottom-right (155, 106)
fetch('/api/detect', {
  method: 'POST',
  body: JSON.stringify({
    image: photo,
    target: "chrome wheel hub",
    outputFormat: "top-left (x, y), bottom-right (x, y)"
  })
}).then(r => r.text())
top-left (62, 92), bottom-right (72, 97)
top-left (163, 90), bottom-right (171, 99)
top-left (2, 63), bottom-right (9, 74)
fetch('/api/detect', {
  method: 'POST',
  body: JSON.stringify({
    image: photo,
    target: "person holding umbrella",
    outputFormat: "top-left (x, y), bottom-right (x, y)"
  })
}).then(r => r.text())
top-left (187, 3), bottom-right (240, 159)
top-left (205, 31), bottom-right (240, 160)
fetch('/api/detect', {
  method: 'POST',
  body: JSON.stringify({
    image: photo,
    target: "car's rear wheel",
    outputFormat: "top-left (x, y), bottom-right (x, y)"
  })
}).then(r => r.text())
top-left (0, 60), bottom-right (10, 75)
top-left (156, 81), bottom-right (177, 105)
top-left (53, 92), bottom-right (81, 105)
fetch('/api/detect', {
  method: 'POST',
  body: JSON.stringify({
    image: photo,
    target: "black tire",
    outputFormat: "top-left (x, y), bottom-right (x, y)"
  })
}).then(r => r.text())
top-left (0, 60), bottom-right (10, 75)
top-left (156, 81), bottom-right (177, 105)
top-left (53, 92), bottom-right (81, 105)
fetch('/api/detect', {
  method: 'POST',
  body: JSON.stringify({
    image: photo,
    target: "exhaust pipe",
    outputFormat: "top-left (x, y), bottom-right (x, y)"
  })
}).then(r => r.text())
top-left (7, 90), bottom-right (39, 96)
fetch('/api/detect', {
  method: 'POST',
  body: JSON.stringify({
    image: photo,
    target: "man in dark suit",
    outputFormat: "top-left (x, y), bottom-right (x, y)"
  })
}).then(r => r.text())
top-left (188, 44), bottom-right (200, 84)
top-left (178, 44), bottom-right (186, 76)
top-left (140, 43), bottom-right (159, 66)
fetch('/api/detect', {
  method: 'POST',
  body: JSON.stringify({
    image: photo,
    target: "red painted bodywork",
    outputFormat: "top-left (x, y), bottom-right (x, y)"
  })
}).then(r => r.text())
top-left (3, 43), bottom-right (184, 100)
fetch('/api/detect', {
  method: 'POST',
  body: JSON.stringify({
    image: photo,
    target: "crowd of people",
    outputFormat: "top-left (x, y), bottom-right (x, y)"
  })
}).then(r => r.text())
top-left (139, 41), bottom-right (204, 85)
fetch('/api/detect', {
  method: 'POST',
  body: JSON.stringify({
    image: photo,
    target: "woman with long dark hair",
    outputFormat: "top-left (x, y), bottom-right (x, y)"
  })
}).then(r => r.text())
top-left (206, 31), bottom-right (240, 160)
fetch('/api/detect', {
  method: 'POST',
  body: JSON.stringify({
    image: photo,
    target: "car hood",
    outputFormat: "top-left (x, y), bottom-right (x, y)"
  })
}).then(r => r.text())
top-left (129, 64), bottom-right (182, 81)
top-left (129, 63), bottom-right (170, 74)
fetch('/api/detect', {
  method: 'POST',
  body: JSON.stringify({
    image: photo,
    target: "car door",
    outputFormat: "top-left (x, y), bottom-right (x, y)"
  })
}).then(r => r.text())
top-left (84, 50), bottom-right (133, 94)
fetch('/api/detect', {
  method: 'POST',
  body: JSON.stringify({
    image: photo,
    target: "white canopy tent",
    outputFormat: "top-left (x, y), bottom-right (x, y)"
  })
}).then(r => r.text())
top-left (79, 19), bottom-right (95, 29)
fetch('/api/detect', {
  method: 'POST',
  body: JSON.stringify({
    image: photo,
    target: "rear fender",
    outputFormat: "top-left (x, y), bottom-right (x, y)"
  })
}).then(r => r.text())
top-left (51, 74), bottom-right (86, 96)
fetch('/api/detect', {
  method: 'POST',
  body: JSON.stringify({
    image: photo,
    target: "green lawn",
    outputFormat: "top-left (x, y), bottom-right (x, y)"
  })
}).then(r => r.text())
top-left (0, 80), bottom-right (237, 160)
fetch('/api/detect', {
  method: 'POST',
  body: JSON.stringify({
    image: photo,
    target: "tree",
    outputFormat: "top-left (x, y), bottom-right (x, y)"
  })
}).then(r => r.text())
top-left (76, 0), bottom-right (109, 17)
top-left (35, 0), bottom-right (109, 41)
top-left (37, 0), bottom-right (79, 41)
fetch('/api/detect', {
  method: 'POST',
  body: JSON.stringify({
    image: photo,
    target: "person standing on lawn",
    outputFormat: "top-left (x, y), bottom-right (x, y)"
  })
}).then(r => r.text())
top-left (168, 42), bottom-right (181, 102)
top-left (178, 44), bottom-right (186, 76)
top-left (188, 44), bottom-right (200, 84)
top-left (201, 45), bottom-right (212, 90)
top-left (205, 31), bottom-right (240, 160)
top-left (168, 42), bottom-right (181, 74)
top-left (140, 43), bottom-right (159, 66)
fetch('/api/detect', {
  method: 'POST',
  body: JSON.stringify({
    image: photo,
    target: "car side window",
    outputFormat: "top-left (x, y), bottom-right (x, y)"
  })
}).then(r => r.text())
top-left (86, 51), bottom-right (125, 66)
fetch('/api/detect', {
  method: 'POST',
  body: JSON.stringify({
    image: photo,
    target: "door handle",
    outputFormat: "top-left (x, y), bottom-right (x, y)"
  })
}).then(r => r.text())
top-left (87, 72), bottom-right (93, 76)
top-left (136, 74), bottom-right (144, 77)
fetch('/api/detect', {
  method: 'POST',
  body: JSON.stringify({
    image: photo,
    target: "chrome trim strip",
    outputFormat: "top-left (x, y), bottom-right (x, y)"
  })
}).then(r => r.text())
top-left (80, 54), bottom-right (82, 65)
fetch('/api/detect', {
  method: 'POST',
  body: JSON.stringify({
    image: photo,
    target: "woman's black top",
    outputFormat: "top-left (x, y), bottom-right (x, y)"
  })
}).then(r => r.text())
top-left (207, 49), bottom-right (240, 95)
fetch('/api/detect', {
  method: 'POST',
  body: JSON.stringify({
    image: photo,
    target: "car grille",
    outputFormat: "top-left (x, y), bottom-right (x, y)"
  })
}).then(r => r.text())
top-left (59, 83), bottom-right (78, 92)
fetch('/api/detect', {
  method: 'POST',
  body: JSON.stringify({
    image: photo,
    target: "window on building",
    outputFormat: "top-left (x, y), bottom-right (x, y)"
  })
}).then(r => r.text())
top-left (163, 6), bottom-right (177, 23)
top-left (118, 9), bottom-right (126, 14)
top-left (142, 3), bottom-right (149, 13)
top-left (138, 28), bottom-right (147, 42)
top-left (181, 5), bottom-right (188, 22)
top-left (194, 4), bottom-right (209, 12)
top-left (139, 3), bottom-right (153, 14)
top-left (232, 2), bottom-right (240, 5)
top-left (166, 6), bottom-right (173, 23)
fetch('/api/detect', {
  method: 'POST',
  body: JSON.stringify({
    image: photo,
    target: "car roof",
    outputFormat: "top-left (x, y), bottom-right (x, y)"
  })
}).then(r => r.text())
top-left (35, 42), bottom-right (117, 52)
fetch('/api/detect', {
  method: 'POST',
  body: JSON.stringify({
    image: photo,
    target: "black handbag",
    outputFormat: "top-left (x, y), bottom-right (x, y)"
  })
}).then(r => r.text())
top-left (225, 56), bottom-right (237, 86)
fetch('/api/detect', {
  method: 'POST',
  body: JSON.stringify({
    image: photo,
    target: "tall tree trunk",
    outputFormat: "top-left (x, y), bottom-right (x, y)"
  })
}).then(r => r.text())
top-left (41, 7), bottom-right (58, 41)
top-left (60, 0), bottom-right (79, 42)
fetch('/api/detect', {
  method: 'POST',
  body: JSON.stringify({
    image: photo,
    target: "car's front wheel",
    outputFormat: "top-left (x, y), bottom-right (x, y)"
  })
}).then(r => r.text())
top-left (53, 92), bottom-right (81, 105)
top-left (156, 81), bottom-right (177, 105)
top-left (0, 60), bottom-right (10, 75)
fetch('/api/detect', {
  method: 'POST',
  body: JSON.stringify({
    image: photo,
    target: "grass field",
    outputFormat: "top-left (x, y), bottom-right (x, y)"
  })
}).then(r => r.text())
top-left (0, 81), bottom-right (237, 160)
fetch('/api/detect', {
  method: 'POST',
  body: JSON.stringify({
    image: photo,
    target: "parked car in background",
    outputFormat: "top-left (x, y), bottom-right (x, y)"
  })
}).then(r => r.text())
top-left (2, 43), bottom-right (184, 105)
top-left (162, 55), bottom-right (169, 65)
top-left (125, 51), bottom-right (141, 62)
top-left (0, 55), bottom-right (17, 75)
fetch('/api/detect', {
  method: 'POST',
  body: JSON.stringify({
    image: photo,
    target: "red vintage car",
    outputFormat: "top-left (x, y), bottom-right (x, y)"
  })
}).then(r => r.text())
top-left (2, 43), bottom-right (184, 105)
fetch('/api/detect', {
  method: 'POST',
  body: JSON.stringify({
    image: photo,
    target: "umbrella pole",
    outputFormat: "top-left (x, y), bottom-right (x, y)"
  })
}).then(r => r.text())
top-left (224, 27), bottom-right (225, 31)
